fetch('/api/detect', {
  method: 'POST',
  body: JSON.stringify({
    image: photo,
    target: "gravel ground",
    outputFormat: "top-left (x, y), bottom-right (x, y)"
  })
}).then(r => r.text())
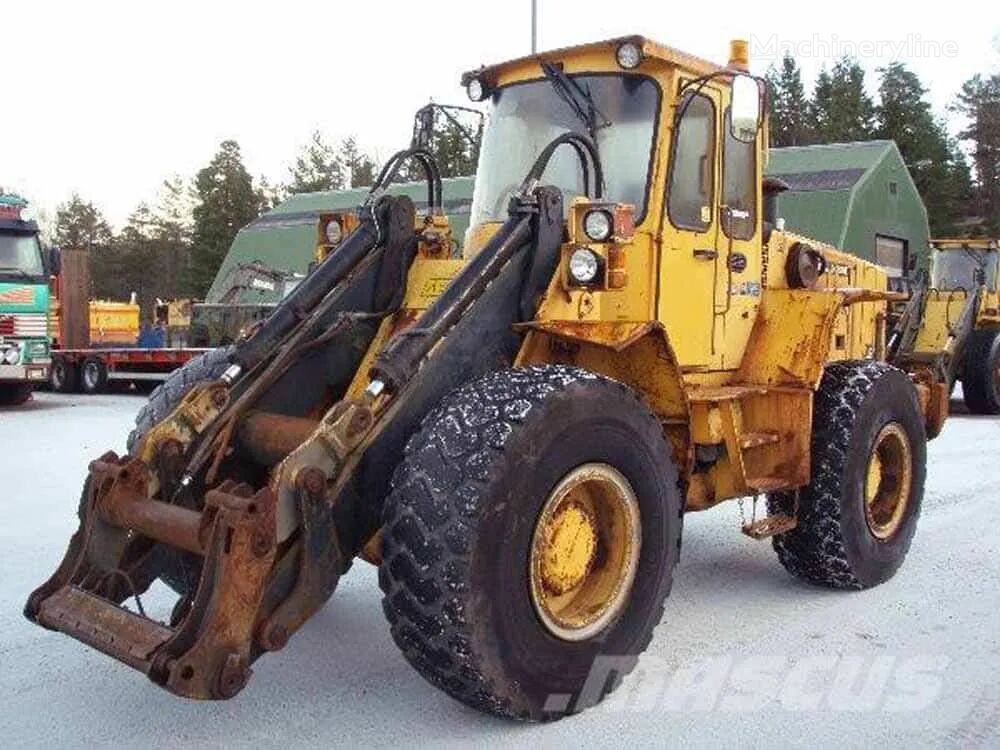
top-left (1, 390), bottom-right (998, 748)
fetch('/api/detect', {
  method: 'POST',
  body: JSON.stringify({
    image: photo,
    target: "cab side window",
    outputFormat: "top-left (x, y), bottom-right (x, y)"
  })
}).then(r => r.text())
top-left (668, 92), bottom-right (716, 231)
top-left (722, 107), bottom-right (757, 240)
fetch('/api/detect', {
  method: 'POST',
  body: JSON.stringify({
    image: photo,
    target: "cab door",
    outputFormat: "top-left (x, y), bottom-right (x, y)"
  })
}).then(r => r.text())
top-left (657, 85), bottom-right (722, 369)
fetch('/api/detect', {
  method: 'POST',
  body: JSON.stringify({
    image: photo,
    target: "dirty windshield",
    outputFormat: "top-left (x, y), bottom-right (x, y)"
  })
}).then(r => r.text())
top-left (931, 249), bottom-right (999, 291)
top-left (0, 232), bottom-right (45, 279)
top-left (469, 74), bottom-right (659, 227)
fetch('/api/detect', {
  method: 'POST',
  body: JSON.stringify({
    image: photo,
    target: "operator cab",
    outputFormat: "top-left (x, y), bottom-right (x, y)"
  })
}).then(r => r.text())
top-left (929, 238), bottom-right (999, 291)
top-left (461, 36), bottom-right (766, 370)
top-left (464, 38), bottom-right (762, 237)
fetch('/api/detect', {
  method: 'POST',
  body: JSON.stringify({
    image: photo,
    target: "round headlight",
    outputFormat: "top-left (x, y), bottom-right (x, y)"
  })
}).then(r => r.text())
top-left (583, 210), bottom-right (613, 242)
top-left (786, 242), bottom-right (827, 288)
top-left (325, 219), bottom-right (343, 245)
top-left (19, 204), bottom-right (37, 223)
top-left (466, 78), bottom-right (486, 102)
top-left (569, 248), bottom-right (600, 284)
top-left (616, 42), bottom-right (643, 70)
top-left (3, 346), bottom-right (20, 365)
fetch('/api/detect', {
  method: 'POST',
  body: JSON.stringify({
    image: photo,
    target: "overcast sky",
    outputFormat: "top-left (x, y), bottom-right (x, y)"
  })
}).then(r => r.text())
top-left (4, 0), bottom-right (998, 228)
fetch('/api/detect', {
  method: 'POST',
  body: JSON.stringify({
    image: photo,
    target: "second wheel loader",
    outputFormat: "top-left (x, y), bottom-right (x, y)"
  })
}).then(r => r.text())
top-left (890, 237), bottom-right (1000, 414)
top-left (27, 35), bottom-right (952, 720)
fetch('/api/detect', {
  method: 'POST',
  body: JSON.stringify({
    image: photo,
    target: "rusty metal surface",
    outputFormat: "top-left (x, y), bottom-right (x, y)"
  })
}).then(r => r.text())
top-left (741, 513), bottom-right (797, 539)
top-left (37, 586), bottom-right (173, 671)
top-left (27, 447), bottom-right (286, 701)
top-left (238, 411), bottom-right (320, 467)
top-left (258, 468), bottom-right (344, 652)
top-left (736, 289), bottom-right (845, 389)
top-left (96, 459), bottom-right (205, 555)
top-left (513, 319), bottom-right (659, 352)
top-left (151, 481), bottom-right (278, 700)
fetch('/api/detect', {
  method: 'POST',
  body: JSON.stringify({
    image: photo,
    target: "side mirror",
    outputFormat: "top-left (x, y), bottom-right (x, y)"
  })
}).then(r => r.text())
top-left (730, 74), bottom-right (762, 143)
top-left (48, 246), bottom-right (62, 277)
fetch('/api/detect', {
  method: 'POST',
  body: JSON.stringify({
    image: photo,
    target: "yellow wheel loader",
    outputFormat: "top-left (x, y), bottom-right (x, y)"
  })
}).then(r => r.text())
top-left (890, 238), bottom-right (1000, 415)
top-left (26, 36), bottom-right (950, 720)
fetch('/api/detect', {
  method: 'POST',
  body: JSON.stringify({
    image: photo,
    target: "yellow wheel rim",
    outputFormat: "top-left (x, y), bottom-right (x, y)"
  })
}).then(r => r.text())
top-left (529, 463), bottom-right (641, 641)
top-left (864, 423), bottom-right (913, 540)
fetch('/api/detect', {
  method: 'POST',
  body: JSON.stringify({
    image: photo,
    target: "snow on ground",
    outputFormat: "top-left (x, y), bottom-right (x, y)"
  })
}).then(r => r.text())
top-left (1, 391), bottom-right (999, 748)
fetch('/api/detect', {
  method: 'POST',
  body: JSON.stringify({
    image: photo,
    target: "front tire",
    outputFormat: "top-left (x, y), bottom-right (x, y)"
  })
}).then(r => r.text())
top-left (768, 360), bottom-right (926, 589)
top-left (0, 383), bottom-right (33, 406)
top-left (380, 365), bottom-right (682, 720)
top-left (962, 329), bottom-right (1000, 414)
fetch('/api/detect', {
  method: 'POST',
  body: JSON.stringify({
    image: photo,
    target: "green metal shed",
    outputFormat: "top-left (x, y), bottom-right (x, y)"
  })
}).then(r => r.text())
top-left (766, 140), bottom-right (930, 277)
top-left (204, 178), bottom-right (475, 303)
top-left (206, 140), bottom-right (929, 302)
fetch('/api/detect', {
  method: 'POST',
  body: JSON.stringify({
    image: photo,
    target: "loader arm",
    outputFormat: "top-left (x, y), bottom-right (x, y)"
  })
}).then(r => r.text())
top-left (24, 133), bottom-right (578, 700)
top-left (23, 187), bottom-right (424, 699)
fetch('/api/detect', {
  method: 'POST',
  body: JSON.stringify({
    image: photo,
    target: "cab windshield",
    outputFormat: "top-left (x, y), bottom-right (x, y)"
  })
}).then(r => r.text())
top-left (0, 231), bottom-right (45, 279)
top-left (930, 249), bottom-right (999, 291)
top-left (469, 73), bottom-right (660, 228)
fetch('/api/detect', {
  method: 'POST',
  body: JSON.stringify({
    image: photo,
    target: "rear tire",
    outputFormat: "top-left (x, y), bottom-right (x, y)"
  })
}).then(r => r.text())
top-left (962, 329), bottom-right (1000, 414)
top-left (80, 357), bottom-right (108, 394)
top-left (768, 360), bottom-right (926, 589)
top-left (50, 356), bottom-right (78, 393)
top-left (0, 383), bottom-right (33, 405)
top-left (380, 365), bottom-right (682, 720)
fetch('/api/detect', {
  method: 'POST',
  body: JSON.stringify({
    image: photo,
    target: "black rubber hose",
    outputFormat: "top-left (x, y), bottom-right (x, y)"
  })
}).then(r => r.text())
top-left (368, 147), bottom-right (443, 213)
top-left (520, 132), bottom-right (604, 198)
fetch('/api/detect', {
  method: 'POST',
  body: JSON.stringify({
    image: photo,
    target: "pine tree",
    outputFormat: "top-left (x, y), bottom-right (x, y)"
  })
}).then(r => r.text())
top-left (189, 140), bottom-right (263, 297)
top-left (809, 57), bottom-right (876, 143)
top-left (339, 137), bottom-right (377, 188)
top-left (877, 62), bottom-right (973, 235)
top-left (114, 204), bottom-right (163, 317)
top-left (951, 73), bottom-right (1000, 233)
top-left (285, 131), bottom-right (345, 196)
top-left (766, 53), bottom-right (811, 147)
top-left (149, 176), bottom-right (195, 303)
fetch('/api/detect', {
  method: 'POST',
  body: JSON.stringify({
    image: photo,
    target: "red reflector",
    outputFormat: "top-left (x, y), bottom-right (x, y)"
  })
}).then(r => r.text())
top-left (0, 316), bottom-right (15, 335)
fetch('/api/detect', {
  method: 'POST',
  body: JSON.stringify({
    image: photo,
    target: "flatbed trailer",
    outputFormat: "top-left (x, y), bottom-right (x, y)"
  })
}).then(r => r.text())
top-left (49, 347), bottom-right (209, 394)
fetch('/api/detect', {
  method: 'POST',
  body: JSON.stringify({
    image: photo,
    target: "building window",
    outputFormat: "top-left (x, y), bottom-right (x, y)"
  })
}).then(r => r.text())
top-left (875, 235), bottom-right (907, 278)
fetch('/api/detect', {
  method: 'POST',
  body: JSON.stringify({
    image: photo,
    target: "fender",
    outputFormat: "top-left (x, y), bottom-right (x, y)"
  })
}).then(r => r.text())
top-left (514, 320), bottom-right (692, 474)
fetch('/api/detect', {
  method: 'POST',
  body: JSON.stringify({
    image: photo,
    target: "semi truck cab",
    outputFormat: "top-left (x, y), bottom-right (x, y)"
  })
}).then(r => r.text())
top-left (0, 196), bottom-right (53, 405)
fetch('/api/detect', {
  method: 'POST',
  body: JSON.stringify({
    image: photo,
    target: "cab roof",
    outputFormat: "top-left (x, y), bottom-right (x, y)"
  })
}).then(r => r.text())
top-left (931, 238), bottom-right (998, 251)
top-left (461, 35), bottom-right (727, 86)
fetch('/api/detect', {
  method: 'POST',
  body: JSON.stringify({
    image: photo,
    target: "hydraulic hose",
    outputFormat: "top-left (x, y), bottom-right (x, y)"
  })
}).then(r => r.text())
top-left (520, 132), bottom-right (604, 199)
top-left (368, 147), bottom-right (443, 214)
